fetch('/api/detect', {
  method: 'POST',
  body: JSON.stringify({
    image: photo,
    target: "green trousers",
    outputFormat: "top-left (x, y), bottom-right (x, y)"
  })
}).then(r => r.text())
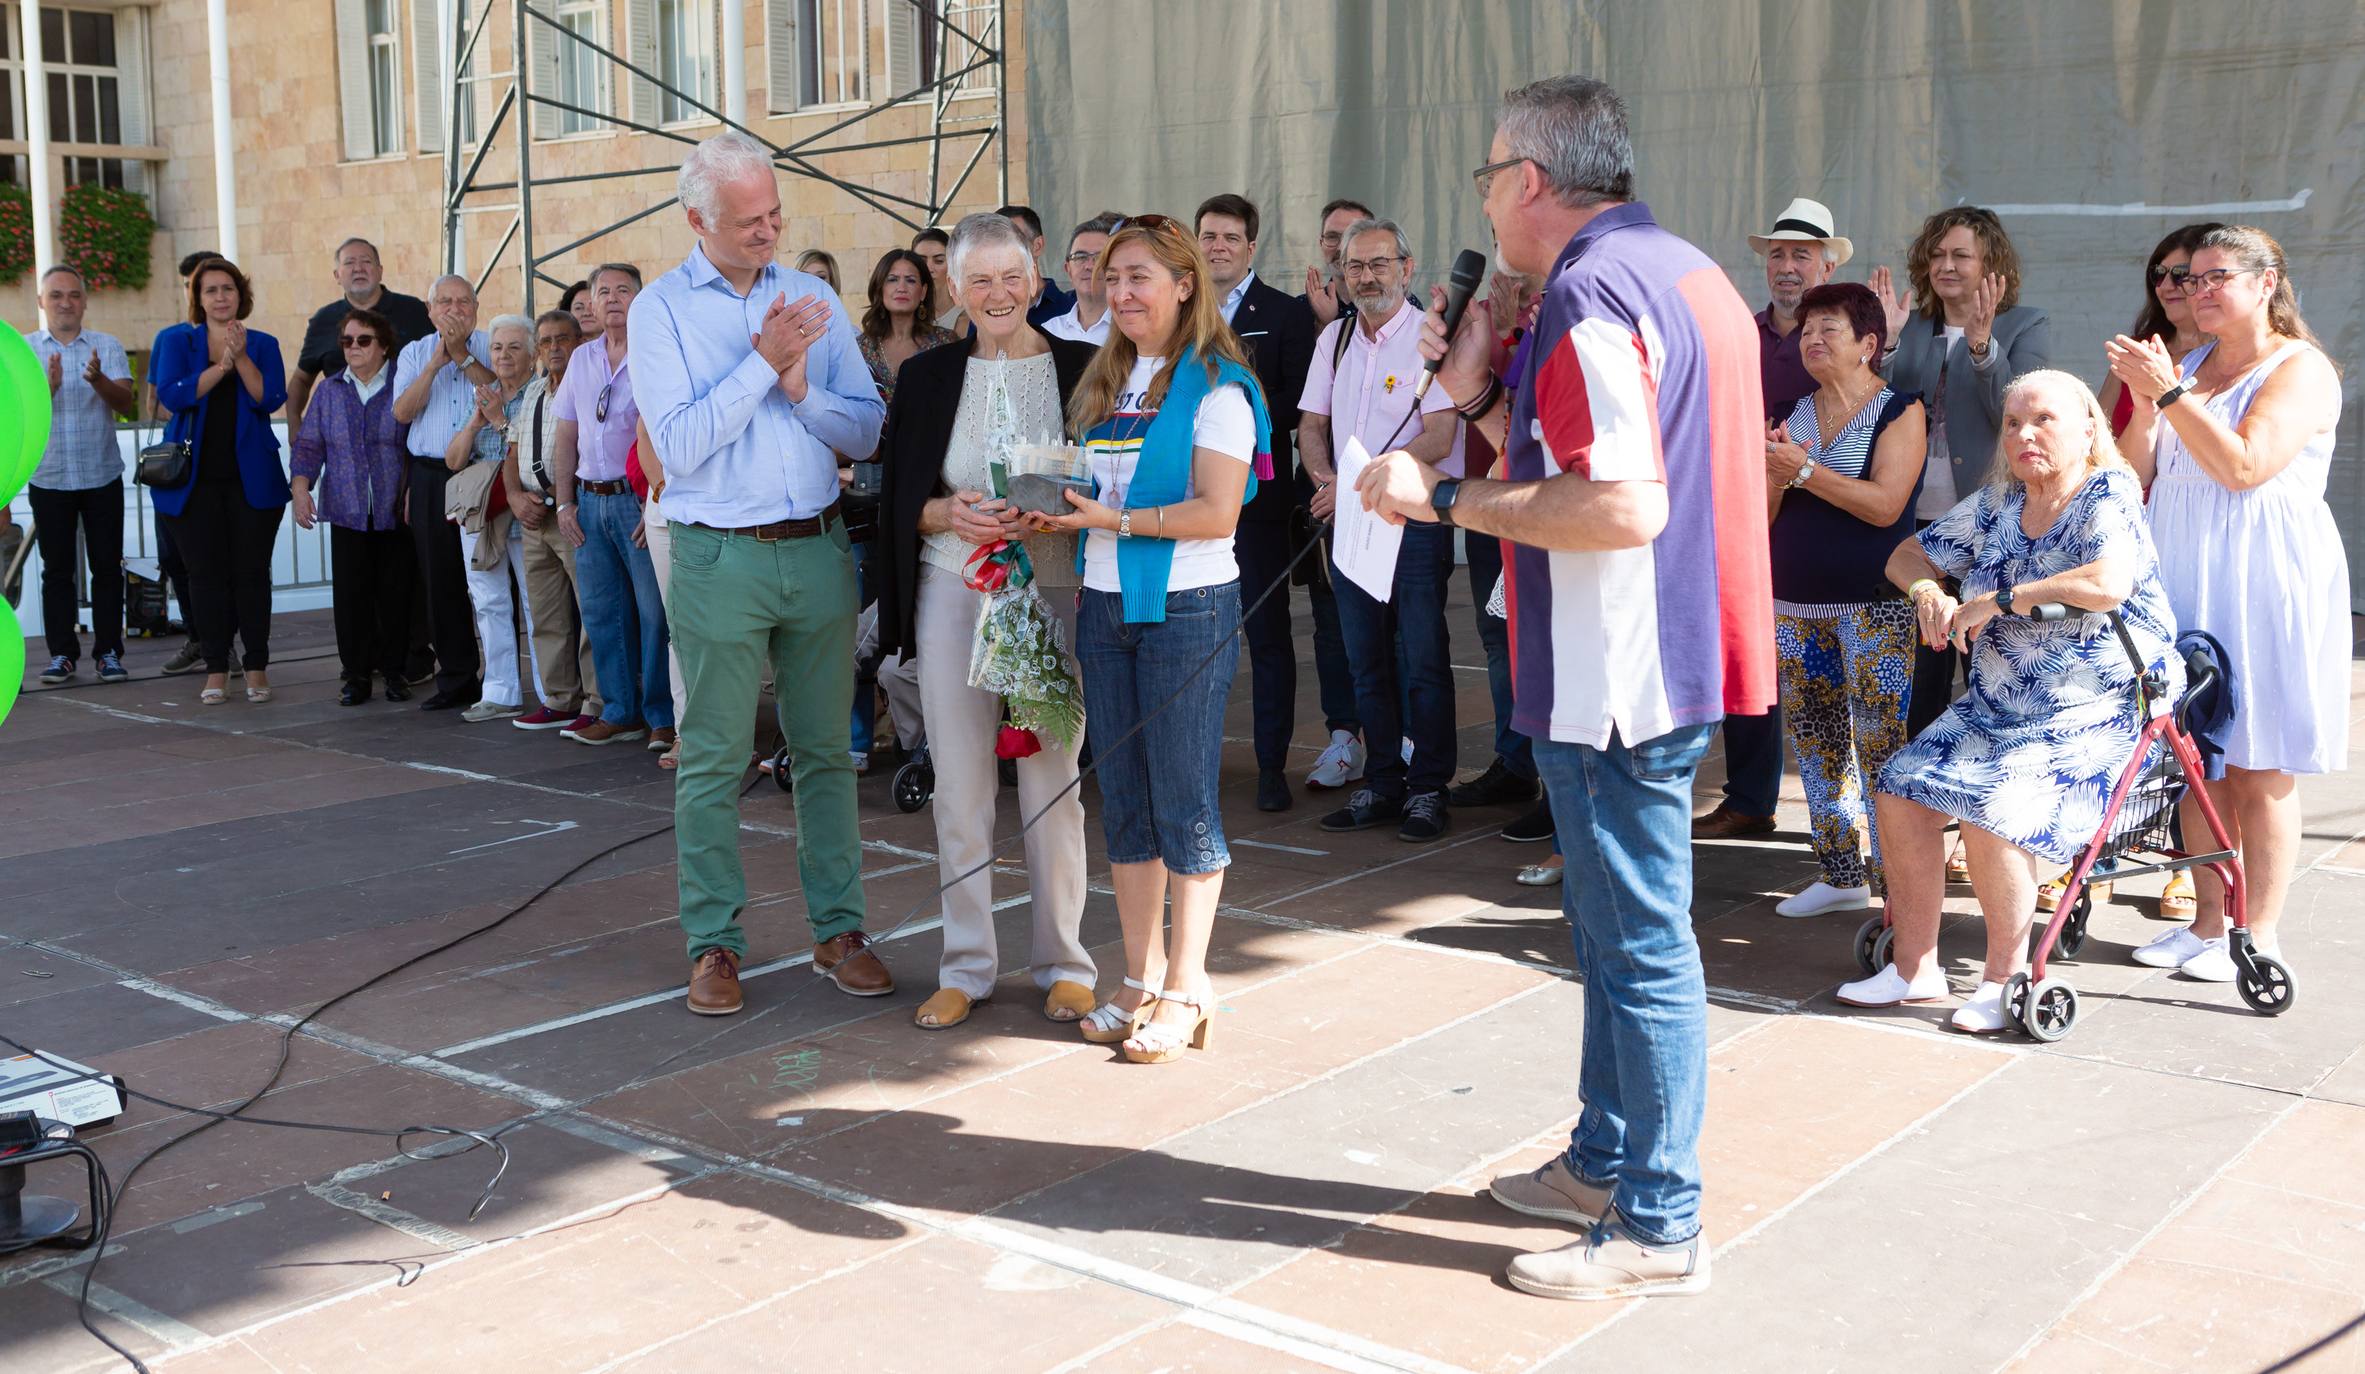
top-left (668, 518), bottom-right (865, 959)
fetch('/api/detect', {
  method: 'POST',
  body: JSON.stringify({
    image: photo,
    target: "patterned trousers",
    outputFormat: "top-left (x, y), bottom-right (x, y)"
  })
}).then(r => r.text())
top-left (1774, 601), bottom-right (1917, 889)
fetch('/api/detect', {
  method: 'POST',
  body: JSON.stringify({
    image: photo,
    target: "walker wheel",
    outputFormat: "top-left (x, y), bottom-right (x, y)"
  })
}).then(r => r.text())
top-left (2001, 971), bottom-right (2031, 1026)
top-left (772, 744), bottom-right (794, 793)
top-left (2020, 976), bottom-right (2079, 1041)
top-left (2055, 892), bottom-right (2093, 961)
top-left (1853, 916), bottom-right (1893, 977)
top-left (2235, 953), bottom-right (2296, 1016)
top-left (892, 760), bottom-right (934, 813)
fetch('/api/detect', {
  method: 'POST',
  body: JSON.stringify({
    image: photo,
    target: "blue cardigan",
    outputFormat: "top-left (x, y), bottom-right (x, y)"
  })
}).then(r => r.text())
top-left (149, 321), bottom-right (291, 516)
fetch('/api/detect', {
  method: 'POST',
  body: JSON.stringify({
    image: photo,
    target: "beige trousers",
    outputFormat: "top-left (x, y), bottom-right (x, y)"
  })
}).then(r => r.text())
top-left (914, 562), bottom-right (1093, 998)
top-left (516, 509), bottom-right (600, 716)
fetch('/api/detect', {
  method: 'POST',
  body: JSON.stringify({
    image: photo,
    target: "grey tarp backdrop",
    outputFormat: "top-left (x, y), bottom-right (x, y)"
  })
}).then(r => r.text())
top-left (1023, 0), bottom-right (2365, 608)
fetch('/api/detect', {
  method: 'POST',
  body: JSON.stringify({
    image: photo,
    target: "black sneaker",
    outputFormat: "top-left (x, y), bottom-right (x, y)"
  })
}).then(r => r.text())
top-left (1319, 787), bottom-right (1404, 832)
top-left (1398, 791), bottom-right (1450, 843)
top-left (161, 639), bottom-right (203, 675)
top-left (37, 655), bottom-right (74, 685)
top-left (1447, 758), bottom-right (1539, 808)
top-left (1256, 769), bottom-right (1293, 813)
top-left (1503, 802), bottom-right (1556, 843)
top-left (95, 651), bottom-right (129, 683)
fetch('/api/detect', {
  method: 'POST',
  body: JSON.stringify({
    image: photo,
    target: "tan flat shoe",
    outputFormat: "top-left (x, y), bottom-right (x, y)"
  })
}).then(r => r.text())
top-left (1043, 979), bottom-right (1095, 1022)
top-left (914, 987), bottom-right (983, 1030)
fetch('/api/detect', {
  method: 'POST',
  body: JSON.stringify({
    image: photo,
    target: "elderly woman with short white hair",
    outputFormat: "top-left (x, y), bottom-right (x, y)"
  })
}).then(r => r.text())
top-left (442, 312), bottom-right (543, 723)
top-left (873, 212), bottom-right (1102, 1031)
top-left (1835, 371), bottom-right (2181, 1033)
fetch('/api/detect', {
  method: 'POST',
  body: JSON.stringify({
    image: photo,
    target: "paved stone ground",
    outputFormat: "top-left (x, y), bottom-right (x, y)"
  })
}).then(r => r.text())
top-left (5, 598), bottom-right (2362, 1374)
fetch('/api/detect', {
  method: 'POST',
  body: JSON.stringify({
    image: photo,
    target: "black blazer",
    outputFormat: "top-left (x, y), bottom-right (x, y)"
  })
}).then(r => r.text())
top-left (875, 328), bottom-right (1099, 660)
top-left (1229, 276), bottom-right (1316, 523)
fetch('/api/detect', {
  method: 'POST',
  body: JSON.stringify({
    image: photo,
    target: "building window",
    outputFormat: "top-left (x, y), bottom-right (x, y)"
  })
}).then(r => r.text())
top-left (366, 0), bottom-right (401, 156)
top-left (555, 0), bottom-right (603, 134)
top-left (0, 2), bottom-right (150, 190)
top-left (654, 0), bottom-right (714, 125)
top-left (792, 0), bottom-right (866, 109)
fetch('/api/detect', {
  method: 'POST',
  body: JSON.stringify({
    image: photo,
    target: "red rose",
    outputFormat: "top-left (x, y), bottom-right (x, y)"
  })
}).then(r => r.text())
top-left (994, 726), bottom-right (1041, 760)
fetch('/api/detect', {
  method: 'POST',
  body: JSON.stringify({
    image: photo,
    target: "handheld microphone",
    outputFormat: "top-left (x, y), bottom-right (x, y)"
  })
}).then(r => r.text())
top-left (1414, 249), bottom-right (1489, 402)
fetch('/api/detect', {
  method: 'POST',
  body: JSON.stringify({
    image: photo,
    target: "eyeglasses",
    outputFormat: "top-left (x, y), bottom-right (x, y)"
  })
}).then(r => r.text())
top-left (339, 333), bottom-right (378, 348)
top-left (2178, 267), bottom-right (2257, 298)
top-left (1064, 250), bottom-right (1099, 264)
top-left (596, 380), bottom-right (616, 423)
top-left (1341, 256), bottom-right (1407, 279)
top-left (1472, 156), bottom-right (1533, 198)
top-left (2147, 264), bottom-right (2190, 287)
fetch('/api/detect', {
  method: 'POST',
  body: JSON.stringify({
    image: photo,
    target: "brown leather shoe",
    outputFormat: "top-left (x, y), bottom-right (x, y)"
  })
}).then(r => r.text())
top-left (687, 948), bottom-right (742, 1015)
top-left (1691, 802), bottom-right (1776, 840)
top-left (812, 931), bottom-right (894, 996)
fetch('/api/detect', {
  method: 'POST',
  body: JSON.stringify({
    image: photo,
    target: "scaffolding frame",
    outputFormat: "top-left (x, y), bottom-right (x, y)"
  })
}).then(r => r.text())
top-left (437, 0), bottom-right (1009, 311)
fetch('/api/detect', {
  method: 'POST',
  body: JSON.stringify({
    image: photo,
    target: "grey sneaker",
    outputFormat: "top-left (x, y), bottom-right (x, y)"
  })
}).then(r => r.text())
top-left (461, 699), bottom-right (526, 723)
top-left (1488, 1155), bottom-right (1612, 1226)
top-left (1506, 1215), bottom-right (1712, 1301)
top-left (161, 639), bottom-right (203, 674)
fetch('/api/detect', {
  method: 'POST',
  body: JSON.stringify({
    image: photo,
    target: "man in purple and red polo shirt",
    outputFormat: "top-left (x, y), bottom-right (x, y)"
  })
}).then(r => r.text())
top-left (1359, 75), bottom-right (1774, 1300)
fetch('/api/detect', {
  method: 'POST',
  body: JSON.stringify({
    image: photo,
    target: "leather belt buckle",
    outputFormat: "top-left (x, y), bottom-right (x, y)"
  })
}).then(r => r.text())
top-left (754, 521), bottom-right (786, 543)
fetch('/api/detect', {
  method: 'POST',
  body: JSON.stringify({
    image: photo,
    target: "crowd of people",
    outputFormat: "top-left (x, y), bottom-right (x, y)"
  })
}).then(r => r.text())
top-left (16, 73), bottom-right (2350, 1304)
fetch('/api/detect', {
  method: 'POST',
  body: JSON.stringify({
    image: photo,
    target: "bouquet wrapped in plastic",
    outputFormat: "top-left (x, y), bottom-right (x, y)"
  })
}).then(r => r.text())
top-left (962, 354), bottom-right (1084, 760)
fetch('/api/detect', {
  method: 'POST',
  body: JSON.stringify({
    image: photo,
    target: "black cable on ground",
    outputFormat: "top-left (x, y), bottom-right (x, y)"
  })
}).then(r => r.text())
top-left (20, 417), bottom-right (1404, 1370)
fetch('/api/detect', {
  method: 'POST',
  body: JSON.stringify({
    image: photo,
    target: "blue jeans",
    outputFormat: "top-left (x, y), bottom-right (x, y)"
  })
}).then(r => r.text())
top-left (575, 489), bottom-right (674, 729)
top-left (1078, 582), bottom-right (1241, 874)
top-left (1534, 721), bottom-right (1717, 1248)
top-left (1308, 574), bottom-right (1359, 734)
top-left (1333, 521), bottom-right (1456, 797)
top-left (1462, 530), bottom-right (1535, 780)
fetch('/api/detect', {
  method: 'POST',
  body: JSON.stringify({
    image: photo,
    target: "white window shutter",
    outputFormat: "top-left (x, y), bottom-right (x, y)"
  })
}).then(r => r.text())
top-left (527, 9), bottom-right (561, 139)
top-left (627, 0), bottom-right (660, 127)
top-left (412, 0), bottom-right (446, 152)
top-left (886, 0), bottom-right (920, 97)
top-left (335, 0), bottom-right (379, 161)
top-left (763, 0), bottom-right (797, 112)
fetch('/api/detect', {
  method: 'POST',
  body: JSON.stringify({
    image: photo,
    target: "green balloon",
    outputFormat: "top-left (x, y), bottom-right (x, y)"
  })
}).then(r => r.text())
top-left (0, 328), bottom-right (53, 505)
top-left (0, 599), bottom-right (22, 727)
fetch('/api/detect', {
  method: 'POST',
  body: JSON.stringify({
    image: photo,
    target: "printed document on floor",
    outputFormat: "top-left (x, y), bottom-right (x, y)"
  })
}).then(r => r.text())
top-left (1331, 438), bottom-right (1403, 603)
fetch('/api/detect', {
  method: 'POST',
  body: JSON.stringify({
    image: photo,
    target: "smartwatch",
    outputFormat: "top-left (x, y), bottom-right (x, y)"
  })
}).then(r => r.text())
top-left (1995, 583), bottom-right (2017, 617)
top-left (1430, 478), bottom-right (1463, 526)
top-left (2156, 382), bottom-right (2189, 410)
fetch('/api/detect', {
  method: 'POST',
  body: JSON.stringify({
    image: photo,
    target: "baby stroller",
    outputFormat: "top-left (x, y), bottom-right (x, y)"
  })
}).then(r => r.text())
top-left (769, 602), bottom-right (934, 814)
top-left (1853, 606), bottom-right (2292, 1042)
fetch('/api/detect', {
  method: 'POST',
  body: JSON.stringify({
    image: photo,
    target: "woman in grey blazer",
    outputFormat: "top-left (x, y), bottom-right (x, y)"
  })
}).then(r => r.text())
top-left (1868, 206), bottom-right (2049, 737)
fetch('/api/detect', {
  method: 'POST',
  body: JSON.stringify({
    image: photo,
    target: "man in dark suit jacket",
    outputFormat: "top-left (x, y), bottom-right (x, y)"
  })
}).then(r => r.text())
top-left (1198, 194), bottom-right (1317, 813)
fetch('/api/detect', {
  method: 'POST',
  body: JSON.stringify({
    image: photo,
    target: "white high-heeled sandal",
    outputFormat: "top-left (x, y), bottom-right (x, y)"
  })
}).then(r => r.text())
top-left (1122, 989), bottom-right (1213, 1065)
top-left (1079, 976), bottom-right (1159, 1045)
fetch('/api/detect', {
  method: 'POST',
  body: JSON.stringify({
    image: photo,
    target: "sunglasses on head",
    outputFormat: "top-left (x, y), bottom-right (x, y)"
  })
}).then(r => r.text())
top-left (1116, 213), bottom-right (1182, 235)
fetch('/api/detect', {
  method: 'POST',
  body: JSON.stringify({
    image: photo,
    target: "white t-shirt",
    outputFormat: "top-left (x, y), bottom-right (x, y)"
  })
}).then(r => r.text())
top-left (1081, 355), bottom-right (1255, 593)
top-left (1915, 324), bottom-right (1965, 520)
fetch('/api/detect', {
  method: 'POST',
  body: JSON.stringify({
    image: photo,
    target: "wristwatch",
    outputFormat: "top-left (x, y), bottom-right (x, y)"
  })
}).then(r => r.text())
top-left (1788, 458), bottom-right (1817, 490)
top-left (2156, 382), bottom-right (2189, 409)
top-left (1430, 478), bottom-right (1462, 526)
top-left (1996, 583), bottom-right (2017, 616)
top-left (1117, 509), bottom-right (1133, 538)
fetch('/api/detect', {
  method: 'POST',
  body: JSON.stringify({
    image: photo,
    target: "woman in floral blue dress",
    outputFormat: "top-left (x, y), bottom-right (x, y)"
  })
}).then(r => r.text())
top-left (1835, 371), bottom-right (2181, 1032)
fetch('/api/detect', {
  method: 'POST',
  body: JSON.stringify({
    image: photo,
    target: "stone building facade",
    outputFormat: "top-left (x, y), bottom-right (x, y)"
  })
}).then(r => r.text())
top-left (3, 0), bottom-right (1031, 356)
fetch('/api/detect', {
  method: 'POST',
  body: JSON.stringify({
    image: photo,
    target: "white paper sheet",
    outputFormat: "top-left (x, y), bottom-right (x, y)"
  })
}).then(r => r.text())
top-left (1330, 438), bottom-right (1404, 603)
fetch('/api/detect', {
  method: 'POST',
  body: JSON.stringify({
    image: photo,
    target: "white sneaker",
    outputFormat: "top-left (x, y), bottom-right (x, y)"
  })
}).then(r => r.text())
top-left (1949, 980), bottom-right (2011, 1034)
top-left (2175, 937), bottom-right (2238, 983)
top-left (1776, 881), bottom-right (1872, 918)
top-left (1834, 964), bottom-right (1947, 1008)
top-left (1305, 730), bottom-right (1367, 790)
top-left (2130, 927), bottom-right (2208, 969)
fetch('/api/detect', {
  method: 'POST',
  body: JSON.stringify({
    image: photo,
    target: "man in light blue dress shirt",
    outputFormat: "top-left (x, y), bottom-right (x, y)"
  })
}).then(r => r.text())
top-left (630, 132), bottom-right (889, 1015)
top-left (26, 266), bottom-right (138, 684)
top-left (392, 275), bottom-right (497, 708)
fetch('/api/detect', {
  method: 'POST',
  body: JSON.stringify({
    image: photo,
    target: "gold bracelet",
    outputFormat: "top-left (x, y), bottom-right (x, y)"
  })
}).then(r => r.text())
top-left (1155, 506), bottom-right (1166, 539)
top-left (1906, 578), bottom-right (1940, 603)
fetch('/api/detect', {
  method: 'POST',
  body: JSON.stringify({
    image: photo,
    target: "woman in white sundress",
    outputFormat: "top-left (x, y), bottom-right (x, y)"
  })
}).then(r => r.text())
top-left (2107, 224), bottom-right (2348, 983)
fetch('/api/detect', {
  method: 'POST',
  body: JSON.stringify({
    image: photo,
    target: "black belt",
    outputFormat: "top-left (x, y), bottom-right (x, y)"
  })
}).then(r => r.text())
top-left (690, 503), bottom-right (841, 542)
top-left (578, 477), bottom-right (632, 496)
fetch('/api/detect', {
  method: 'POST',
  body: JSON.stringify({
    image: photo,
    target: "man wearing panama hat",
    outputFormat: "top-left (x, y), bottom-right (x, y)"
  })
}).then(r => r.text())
top-left (1693, 196), bottom-right (1852, 842)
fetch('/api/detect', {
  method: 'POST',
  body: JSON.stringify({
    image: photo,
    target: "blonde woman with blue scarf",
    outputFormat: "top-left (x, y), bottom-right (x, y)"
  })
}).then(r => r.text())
top-left (1035, 215), bottom-right (1274, 1065)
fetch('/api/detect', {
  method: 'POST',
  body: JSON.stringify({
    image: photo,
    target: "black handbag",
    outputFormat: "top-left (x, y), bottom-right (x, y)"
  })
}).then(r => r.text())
top-left (135, 440), bottom-right (191, 488)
